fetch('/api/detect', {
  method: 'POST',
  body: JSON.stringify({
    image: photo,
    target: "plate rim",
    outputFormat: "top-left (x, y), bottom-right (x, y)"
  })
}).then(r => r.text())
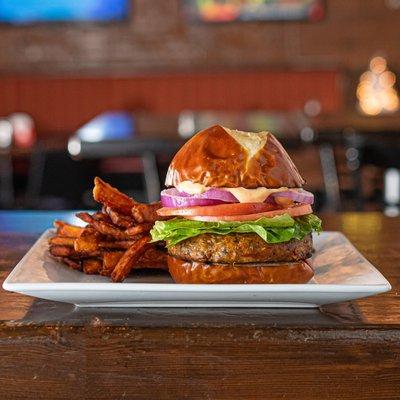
top-left (2, 229), bottom-right (392, 294)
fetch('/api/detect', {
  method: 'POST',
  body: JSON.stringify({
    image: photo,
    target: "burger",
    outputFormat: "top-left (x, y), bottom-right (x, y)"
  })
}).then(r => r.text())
top-left (150, 125), bottom-right (322, 284)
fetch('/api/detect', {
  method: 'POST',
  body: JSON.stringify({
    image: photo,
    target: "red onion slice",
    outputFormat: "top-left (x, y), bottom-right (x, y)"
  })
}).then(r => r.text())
top-left (271, 189), bottom-right (314, 204)
top-left (161, 188), bottom-right (314, 208)
top-left (161, 189), bottom-right (225, 207)
top-left (162, 188), bottom-right (238, 204)
top-left (192, 188), bottom-right (238, 203)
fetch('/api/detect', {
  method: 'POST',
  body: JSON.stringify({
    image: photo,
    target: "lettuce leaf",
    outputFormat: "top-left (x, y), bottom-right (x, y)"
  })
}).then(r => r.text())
top-left (150, 214), bottom-right (322, 247)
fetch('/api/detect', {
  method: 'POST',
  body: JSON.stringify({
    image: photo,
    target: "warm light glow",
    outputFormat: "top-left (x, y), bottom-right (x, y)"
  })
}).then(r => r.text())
top-left (370, 56), bottom-right (387, 74)
top-left (360, 71), bottom-right (370, 82)
top-left (357, 56), bottom-right (399, 115)
top-left (360, 97), bottom-right (381, 116)
top-left (356, 82), bottom-right (370, 99)
top-left (379, 71), bottom-right (396, 88)
top-left (383, 92), bottom-right (399, 111)
top-left (360, 71), bottom-right (377, 85)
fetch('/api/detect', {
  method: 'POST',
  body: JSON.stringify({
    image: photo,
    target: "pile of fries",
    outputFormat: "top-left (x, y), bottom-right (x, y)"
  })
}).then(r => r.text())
top-left (49, 177), bottom-right (167, 282)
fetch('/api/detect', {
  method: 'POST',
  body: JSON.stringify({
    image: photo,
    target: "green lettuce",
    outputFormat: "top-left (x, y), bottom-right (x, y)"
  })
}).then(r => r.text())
top-left (150, 214), bottom-right (322, 247)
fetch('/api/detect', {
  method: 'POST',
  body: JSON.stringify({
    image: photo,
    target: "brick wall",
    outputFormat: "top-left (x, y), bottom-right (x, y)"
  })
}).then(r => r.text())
top-left (0, 0), bottom-right (398, 75)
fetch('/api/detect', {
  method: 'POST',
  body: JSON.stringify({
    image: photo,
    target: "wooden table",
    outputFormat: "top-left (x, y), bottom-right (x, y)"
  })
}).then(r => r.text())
top-left (0, 212), bottom-right (399, 399)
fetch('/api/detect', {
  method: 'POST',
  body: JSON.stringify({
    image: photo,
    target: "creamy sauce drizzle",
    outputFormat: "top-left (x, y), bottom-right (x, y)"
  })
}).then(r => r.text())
top-left (176, 181), bottom-right (296, 203)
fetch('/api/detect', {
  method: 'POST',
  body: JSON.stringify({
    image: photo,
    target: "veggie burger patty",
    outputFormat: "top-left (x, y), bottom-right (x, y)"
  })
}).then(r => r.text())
top-left (168, 233), bottom-right (313, 264)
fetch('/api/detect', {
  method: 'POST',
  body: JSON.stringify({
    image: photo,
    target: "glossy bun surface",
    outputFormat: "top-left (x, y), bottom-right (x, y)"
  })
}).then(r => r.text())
top-left (165, 125), bottom-right (305, 188)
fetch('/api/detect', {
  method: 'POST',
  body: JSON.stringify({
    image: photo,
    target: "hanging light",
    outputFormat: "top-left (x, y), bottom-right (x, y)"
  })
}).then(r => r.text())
top-left (356, 56), bottom-right (399, 116)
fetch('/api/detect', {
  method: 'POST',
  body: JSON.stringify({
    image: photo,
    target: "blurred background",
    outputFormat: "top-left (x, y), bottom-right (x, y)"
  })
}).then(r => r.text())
top-left (0, 0), bottom-right (400, 215)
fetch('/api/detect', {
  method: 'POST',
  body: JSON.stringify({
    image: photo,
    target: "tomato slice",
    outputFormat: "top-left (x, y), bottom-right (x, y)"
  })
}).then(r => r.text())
top-left (157, 203), bottom-right (279, 217)
top-left (183, 204), bottom-right (313, 222)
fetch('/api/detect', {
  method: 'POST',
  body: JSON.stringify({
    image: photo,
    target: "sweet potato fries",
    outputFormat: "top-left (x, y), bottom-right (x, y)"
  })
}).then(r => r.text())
top-left (49, 177), bottom-right (167, 282)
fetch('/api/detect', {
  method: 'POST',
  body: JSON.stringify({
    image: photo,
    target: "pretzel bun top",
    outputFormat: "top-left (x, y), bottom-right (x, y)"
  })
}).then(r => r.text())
top-left (165, 125), bottom-right (305, 188)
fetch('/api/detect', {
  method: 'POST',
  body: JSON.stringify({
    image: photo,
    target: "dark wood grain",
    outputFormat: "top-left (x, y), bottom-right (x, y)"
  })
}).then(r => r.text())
top-left (0, 212), bottom-right (399, 399)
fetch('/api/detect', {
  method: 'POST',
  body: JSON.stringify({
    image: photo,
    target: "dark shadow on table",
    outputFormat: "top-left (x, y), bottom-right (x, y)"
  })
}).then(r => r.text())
top-left (19, 298), bottom-right (365, 328)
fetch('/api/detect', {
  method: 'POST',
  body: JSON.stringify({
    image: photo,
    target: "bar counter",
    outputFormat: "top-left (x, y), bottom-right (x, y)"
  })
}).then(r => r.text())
top-left (0, 212), bottom-right (399, 399)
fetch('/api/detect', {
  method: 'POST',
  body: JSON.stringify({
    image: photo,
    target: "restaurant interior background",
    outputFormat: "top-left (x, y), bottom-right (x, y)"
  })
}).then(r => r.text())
top-left (0, 0), bottom-right (399, 217)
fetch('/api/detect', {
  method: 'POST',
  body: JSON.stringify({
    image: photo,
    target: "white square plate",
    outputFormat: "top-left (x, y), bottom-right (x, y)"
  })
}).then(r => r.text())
top-left (3, 230), bottom-right (391, 308)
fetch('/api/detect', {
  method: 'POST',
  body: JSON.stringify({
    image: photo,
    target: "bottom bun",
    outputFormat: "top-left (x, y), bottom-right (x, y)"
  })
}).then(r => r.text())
top-left (167, 256), bottom-right (314, 284)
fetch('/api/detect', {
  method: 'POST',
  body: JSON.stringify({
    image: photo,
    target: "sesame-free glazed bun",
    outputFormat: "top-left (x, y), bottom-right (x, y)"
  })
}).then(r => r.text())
top-left (167, 256), bottom-right (314, 284)
top-left (165, 125), bottom-right (305, 188)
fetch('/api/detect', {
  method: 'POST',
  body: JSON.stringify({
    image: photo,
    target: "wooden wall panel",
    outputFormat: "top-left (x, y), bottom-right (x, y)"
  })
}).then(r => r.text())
top-left (0, 1), bottom-right (397, 136)
top-left (0, 70), bottom-right (341, 135)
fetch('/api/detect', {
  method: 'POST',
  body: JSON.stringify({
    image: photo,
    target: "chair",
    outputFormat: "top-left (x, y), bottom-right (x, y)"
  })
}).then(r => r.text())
top-left (0, 152), bottom-right (14, 208)
top-left (344, 131), bottom-right (400, 212)
top-left (26, 144), bottom-right (98, 209)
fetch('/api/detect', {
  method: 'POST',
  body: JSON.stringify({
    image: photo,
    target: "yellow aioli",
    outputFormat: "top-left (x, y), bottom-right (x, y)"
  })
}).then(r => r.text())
top-left (176, 180), bottom-right (292, 203)
top-left (225, 187), bottom-right (289, 203)
top-left (176, 181), bottom-right (207, 194)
